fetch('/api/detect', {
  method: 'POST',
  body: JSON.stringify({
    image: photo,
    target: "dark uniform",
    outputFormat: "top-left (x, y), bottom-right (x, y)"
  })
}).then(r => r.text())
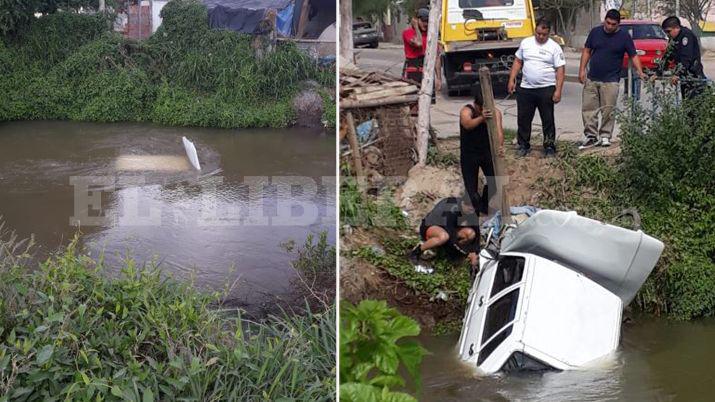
top-left (659, 26), bottom-right (707, 99)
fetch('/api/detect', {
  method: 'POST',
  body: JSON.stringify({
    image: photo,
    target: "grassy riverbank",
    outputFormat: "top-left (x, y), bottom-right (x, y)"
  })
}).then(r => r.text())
top-left (0, 0), bottom-right (335, 129)
top-left (0, 231), bottom-right (336, 400)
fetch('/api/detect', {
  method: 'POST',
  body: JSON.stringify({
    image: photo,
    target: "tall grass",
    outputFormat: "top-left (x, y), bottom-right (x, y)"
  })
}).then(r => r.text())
top-left (0, 236), bottom-right (335, 401)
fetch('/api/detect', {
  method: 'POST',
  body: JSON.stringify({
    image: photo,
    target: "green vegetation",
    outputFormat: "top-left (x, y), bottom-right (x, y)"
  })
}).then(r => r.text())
top-left (537, 91), bottom-right (715, 320)
top-left (0, 0), bottom-right (335, 129)
top-left (352, 236), bottom-right (472, 305)
top-left (339, 300), bottom-right (427, 402)
top-left (0, 231), bottom-right (336, 400)
top-left (340, 180), bottom-right (407, 230)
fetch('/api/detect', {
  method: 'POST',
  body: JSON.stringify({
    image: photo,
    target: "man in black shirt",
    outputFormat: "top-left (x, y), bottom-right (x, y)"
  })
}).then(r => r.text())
top-left (459, 91), bottom-right (504, 215)
top-left (659, 16), bottom-right (707, 99)
top-left (408, 197), bottom-right (481, 276)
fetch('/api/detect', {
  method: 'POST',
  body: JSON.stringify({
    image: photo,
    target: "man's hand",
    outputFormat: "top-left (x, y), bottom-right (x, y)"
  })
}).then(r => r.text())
top-left (579, 69), bottom-right (587, 84)
top-left (435, 77), bottom-right (442, 92)
top-left (552, 89), bottom-right (562, 104)
top-left (671, 75), bottom-right (679, 86)
top-left (482, 109), bottom-right (493, 119)
top-left (638, 71), bottom-right (648, 81)
top-left (468, 252), bottom-right (478, 268)
top-left (507, 78), bottom-right (516, 94)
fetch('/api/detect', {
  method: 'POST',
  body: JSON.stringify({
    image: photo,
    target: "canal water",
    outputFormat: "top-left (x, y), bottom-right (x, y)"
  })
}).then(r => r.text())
top-left (0, 121), bottom-right (335, 315)
top-left (418, 316), bottom-right (715, 401)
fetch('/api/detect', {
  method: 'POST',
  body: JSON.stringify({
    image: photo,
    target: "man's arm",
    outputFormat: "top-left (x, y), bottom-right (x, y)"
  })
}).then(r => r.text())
top-left (631, 55), bottom-right (647, 79)
top-left (405, 19), bottom-right (421, 48)
top-left (553, 65), bottom-right (565, 103)
top-left (508, 57), bottom-right (523, 94)
top-left (460, 106), bottom-right (486, 130)
top-left (579, 47), bottom-right (591, 84)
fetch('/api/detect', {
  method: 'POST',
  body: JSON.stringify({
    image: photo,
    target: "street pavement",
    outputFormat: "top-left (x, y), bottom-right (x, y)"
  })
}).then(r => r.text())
top-left (354, 43), bottom-right (715, 143)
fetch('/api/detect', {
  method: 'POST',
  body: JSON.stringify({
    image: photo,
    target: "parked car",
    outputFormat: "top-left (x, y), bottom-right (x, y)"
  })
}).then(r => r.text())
top-left (353, 22), bottom-right (379, 48)
top-left (620, 20), bottom-right (668, 72)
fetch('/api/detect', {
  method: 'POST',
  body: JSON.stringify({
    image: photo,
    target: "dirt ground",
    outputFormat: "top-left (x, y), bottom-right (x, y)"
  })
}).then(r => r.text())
top-left (340, 137), bottom-right (623, 330)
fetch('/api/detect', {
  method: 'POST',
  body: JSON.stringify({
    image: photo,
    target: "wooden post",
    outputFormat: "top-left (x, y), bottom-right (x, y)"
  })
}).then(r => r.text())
top-left (416, 0), bottom-right (442, 166)
top-left (339, 0), bottom-right (354, 65)
top-left (345, 112), bottom-right (366, 190)
top-left (296, 0), bottom-right (311, 39)
top-left (479, 67), bottom-right (512, 225)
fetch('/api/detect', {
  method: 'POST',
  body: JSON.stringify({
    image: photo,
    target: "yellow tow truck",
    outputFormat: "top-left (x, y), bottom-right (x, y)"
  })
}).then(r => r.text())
top-left (440, 0), bottom-right (537, 96)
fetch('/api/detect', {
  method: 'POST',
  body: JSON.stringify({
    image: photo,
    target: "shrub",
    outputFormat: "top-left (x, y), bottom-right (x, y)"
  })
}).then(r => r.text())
top-left (0, 2), bottom-right (335, 129)
top-left (340, 300), bottom-right (427, 402)
top-left (0, 239), bottom-right (336, 400)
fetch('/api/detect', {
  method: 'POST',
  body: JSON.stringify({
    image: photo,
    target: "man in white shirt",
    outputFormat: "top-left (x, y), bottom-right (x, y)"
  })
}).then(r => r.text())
top-left (508, 18), bottom-right (566, 157)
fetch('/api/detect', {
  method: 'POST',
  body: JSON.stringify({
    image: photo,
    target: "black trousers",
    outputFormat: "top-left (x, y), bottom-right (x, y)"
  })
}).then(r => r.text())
top-left (461, 150), bottom-right (495, 214)
top-left (516, 86), bottom-right (556, 150)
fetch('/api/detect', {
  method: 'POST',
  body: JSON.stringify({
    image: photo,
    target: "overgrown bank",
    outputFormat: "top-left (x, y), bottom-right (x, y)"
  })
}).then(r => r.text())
top-left (340, 92), bottom-right (715, 327)
top-left (0, 0), bottom-right (335, 129)
top-left (0, 230), bottom-right (336, 400)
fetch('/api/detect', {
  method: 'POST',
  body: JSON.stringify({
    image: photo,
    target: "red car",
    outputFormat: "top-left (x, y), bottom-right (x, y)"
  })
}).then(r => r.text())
top-left (620, 20), bottom-right (668, 72)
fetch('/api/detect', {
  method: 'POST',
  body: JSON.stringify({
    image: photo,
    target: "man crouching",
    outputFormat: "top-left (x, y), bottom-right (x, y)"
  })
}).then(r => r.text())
top-left (408, 196), bottom-right (481, 279)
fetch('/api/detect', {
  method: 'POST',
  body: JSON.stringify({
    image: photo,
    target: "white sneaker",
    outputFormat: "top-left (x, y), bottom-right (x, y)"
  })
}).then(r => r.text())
top-left (578, 136), bottom-right (598, 150)
top-left (599, 138), bottom-right (611, 147)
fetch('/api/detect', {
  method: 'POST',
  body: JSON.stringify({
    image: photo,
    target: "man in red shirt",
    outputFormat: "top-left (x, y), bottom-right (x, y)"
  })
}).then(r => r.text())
top-left (402, 8), bottom-right (442, 94)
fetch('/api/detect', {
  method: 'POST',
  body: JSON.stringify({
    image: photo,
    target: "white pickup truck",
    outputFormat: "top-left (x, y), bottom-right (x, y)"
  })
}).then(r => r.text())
top-left (458, 210), bottom-right (664, 374)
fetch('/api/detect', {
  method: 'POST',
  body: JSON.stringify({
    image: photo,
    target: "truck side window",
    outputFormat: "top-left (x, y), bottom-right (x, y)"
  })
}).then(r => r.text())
top-left (478, 324), bottom-right (512, 365)
top-left (481, 288), bottom-right (519, 346)
top-left (490, 256), bottom-right (525, 297)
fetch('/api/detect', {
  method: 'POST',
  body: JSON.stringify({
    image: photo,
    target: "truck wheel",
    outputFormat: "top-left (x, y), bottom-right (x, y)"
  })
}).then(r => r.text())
top-left (370, 41), bottom-right (378, 49)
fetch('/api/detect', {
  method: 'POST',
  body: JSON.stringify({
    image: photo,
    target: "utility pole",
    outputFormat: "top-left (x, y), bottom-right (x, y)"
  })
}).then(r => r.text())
top-left (339, 0), bottom-right (354, 66)
top-left (676, 0), bottom-right (680, 17)
top-left (416, 0), bottom-right (442, 166)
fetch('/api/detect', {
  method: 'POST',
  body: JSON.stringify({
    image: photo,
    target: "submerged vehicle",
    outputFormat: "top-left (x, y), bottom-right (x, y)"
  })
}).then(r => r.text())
top-left (458, 210), bottom-right (664, 374)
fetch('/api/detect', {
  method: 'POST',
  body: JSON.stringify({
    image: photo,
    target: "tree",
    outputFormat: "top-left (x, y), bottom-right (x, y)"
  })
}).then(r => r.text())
top-left (536, 0), bottom-right (587, 39)
top-left (658, 0), bottom-right (713, 36)
top-left (340, 0), bottom-right (354, 64)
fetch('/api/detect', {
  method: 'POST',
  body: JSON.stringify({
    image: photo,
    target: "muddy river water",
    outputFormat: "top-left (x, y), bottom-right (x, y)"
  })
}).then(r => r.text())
top-left (0, 121), bottom-right (335, 314)
top-left (418, 315), bottom-right (715, 401)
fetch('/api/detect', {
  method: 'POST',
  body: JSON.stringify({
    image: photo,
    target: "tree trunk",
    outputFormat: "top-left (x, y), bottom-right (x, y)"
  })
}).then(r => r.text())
top-left (416, 0), bottom-right (442, 166)
top-left (340, 0), bottom-right (355, 66)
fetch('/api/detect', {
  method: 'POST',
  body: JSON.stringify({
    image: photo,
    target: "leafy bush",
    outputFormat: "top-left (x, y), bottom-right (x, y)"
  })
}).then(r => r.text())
top-left (0, 2), bottom-right (335, 129)
top-left (0, 239), bottom-right (336, 400)
top-left (9, 12), bottom-right (109, 68)
top-left (340, 300), bottom-right (427, 402)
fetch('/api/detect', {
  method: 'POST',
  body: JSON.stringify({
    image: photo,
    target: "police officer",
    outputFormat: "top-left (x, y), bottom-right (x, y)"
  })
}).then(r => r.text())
top-left (659, 16), bottom-right (707, 99)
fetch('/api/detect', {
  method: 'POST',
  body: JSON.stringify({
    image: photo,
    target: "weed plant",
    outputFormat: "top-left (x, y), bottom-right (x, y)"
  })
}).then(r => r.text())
top-left (0, 234), bottom-right (336, 401)
top-left (0, 0), bottom-right (335, 129)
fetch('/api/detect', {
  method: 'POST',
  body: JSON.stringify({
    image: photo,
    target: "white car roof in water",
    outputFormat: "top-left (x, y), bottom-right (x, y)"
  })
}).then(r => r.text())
top-left (458, 252), bottom-right (622, 374)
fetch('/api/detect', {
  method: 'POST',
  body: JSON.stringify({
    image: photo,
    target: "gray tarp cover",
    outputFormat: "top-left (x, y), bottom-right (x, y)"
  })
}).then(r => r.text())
top-left (203, 0), bottom-right (299, 35)
top-left (500, 210), bottom-right (664, 306)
